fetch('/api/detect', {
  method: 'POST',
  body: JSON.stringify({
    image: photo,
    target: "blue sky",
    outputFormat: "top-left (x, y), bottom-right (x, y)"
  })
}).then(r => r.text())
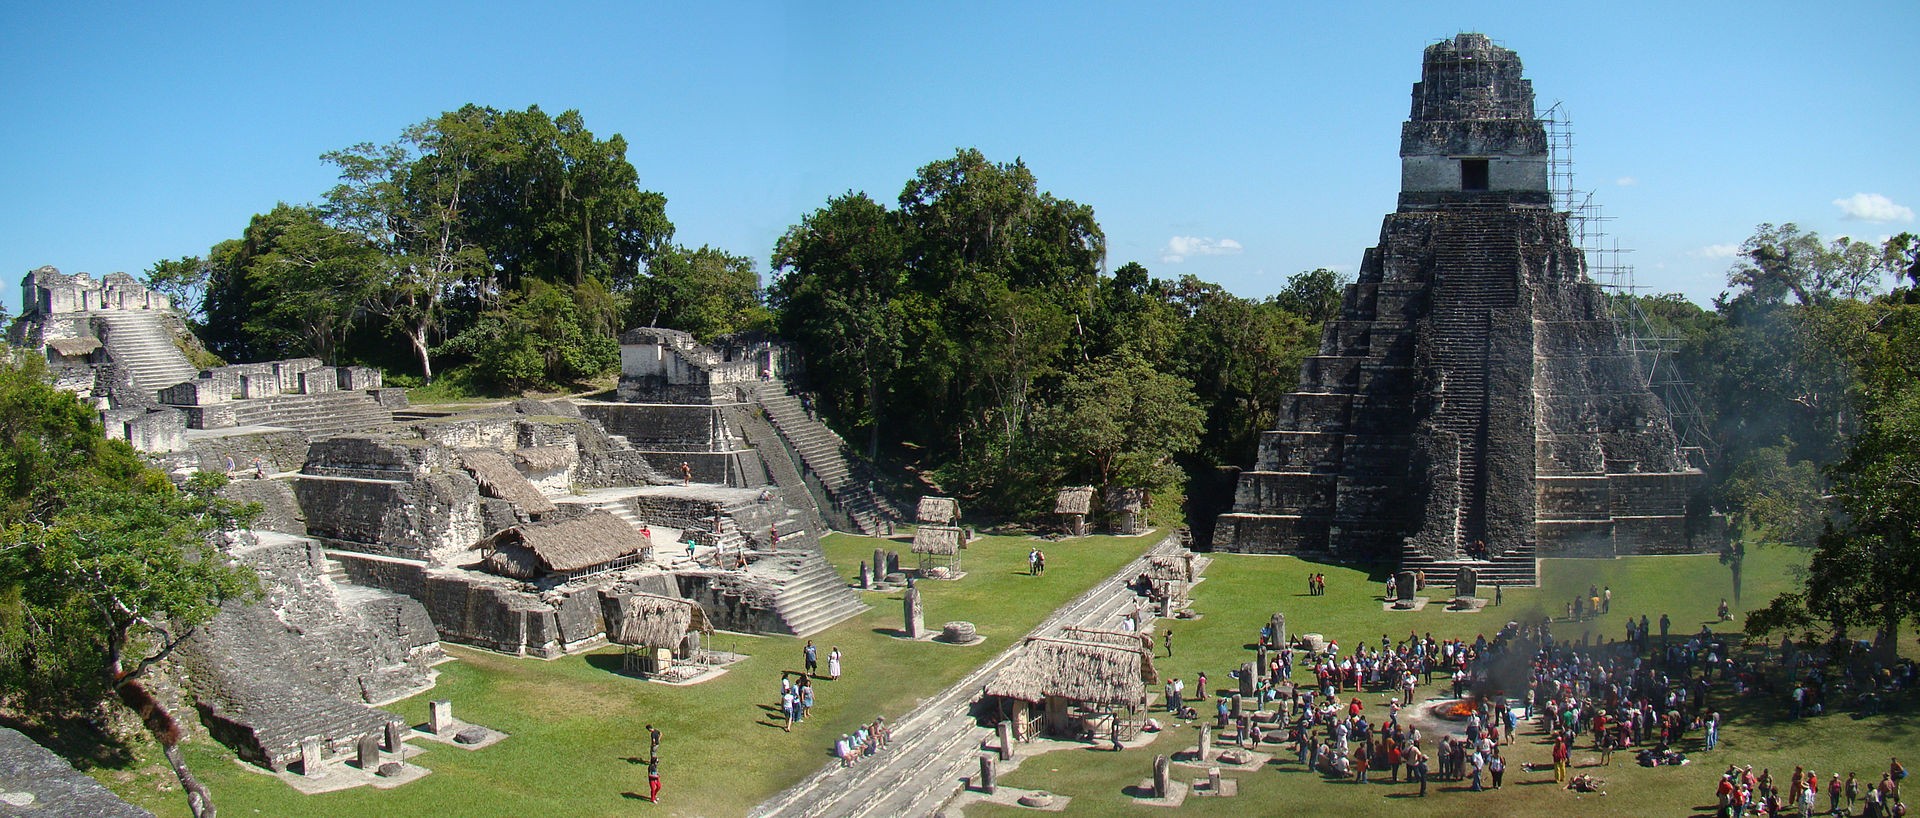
top-left (3, 1), bottom-right (1915, 317)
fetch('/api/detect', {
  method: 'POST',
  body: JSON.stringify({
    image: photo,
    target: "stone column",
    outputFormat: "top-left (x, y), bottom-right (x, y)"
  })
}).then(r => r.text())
top-left (385, 720), bottom-right (406, 752)
top-left (1269, 612), bottom-right (1287, 645)
top-left (1198, 723), bottom-right (1213, 760)
top-left (997, 721), bottom-right (1016, 761)
top-left (430, 700), bottom-right (455, 735)
top-left (1395, 570), bottom-right (1417, 603)
top-left (1255, 645), bottom-right (1268, 682)
top-left (874, 549), bottom-right (888, 580)
top-left (1230, 694), bottom-right (1243, 722)
top-left (1208, 766), bottom-right (1223, 793)
top-left (357, 734), bottom-right (381, 770)
top-left (904, 583), bottom-right (925, 639)
top-left (1456, 566), bottom-right (1478, 598)
top-left (1238, 663), bottom-right (1255, 697)
top-left (1153, 754), bottom-right (1171, 799)
top-left (301, 739), bottom-right (325, 777)
top-left (978, 754), bottom-right (997, 795)
top-left (860, 561), bottom-right (873, 589)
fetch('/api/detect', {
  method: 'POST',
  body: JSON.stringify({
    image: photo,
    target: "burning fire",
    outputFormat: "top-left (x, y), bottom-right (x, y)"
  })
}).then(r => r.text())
top-left (1445, 698), bottom-right (1479, 718)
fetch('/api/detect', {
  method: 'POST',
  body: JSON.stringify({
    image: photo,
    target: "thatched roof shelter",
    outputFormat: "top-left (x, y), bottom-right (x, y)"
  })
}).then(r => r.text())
top-left (912, 525), bottom-right (965, 556)
top-left (1058, 626), bottom-right (1154, 652)
top-left (1147, 554), bottom-right (1193, 582)
top-left (602, 592), bottom-right (711, 649)
top-left (983, 635), bottom-right (1156, 706)
top-left (1054, 486), bottom-right (1095, 515)
top-left (46, 337), bottom-right (102, 357)
top-left (1104, 487), bottom-right (1146, 513)
top-left (477, 510), bottom-right (649, 579)
top-left (460, 449), bottom-right (556, 515)
top-left (512, 446), bottom-right (576, 472)
top-left (917, 496), bottom-right (960, 525)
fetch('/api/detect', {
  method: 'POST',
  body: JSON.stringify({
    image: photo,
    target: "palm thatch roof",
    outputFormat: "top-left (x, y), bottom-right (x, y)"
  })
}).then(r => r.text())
top-left (1058, 626), bottom-right (1154, 652)
top-left (46, 337), bottom-right (102, 356)
top-left (1054, 486), bottom-right (1095, 515)
top-left (460, 449), bottom-right (556, 515)
top-left (912, 525), bottom-right (965, 555)
top-left (983, 635), bottom-right (1156, 706)
top-left (512, 445), bottom-right (576, 472)
top-left (917, 496), bottom-right (960, 524)
top-left (601, 592), bottom-right (711, 648)
top-left (1147, 555), bottom-right (1193, 582)
top-left (477, 510), bottom-right (648, 579)
top-left (1104, 487), bottom-right (1146, 513)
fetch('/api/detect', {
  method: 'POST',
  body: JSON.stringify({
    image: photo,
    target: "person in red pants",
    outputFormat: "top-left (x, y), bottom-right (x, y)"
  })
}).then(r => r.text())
top-left (648, 755), bottom-right (661, 803)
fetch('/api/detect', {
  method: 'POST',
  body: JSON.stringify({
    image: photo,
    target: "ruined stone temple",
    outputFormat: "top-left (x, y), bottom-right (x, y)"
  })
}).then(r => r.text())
top-left (1213, 34), bottom-right (1720, 583)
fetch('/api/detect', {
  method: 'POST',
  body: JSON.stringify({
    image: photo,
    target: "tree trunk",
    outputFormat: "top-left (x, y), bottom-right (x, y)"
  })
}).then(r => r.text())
top-left (409, 325), bottom-right (434, 384)
top-left (114, 673), bottom-right (216, 818)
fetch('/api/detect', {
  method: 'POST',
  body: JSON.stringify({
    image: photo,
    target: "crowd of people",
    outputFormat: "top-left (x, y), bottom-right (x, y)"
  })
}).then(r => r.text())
top-left (1713, 761), bottom-right (1908, 817)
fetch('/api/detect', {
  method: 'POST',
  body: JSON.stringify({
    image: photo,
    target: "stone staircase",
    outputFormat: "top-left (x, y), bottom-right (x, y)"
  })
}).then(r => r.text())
top-left (727, 403), bottom-right (831, 535)
top-left (224, 390), bottom-right (396, 439)
top-left (1398, 539), bottom-right (1539, 588)
top-left (749, 380), bottom-right (904, 535)
top-left (765, 550), bottom-right (869, 638)
top-left (92, 310), bottom-right (198, 395)
top-left (1427, 213), bottom-right (1521, 551)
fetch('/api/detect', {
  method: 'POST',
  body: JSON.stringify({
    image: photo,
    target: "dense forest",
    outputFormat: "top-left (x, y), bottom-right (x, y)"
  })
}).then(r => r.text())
top-left (130, 105), bottom-right (1920, 610)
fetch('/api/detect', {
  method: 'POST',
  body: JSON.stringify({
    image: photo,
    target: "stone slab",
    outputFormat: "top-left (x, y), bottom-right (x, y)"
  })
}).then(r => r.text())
top-left (411, 720), bottom-right (508, 751)
top-left (1127, 778), bottom-right (1190, 807)
top-left (1384, 597), bottom-right (1432, 612)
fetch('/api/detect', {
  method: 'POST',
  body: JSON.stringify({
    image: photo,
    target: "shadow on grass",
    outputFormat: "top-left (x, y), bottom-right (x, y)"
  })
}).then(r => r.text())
top-left (872, 628), bottom-right (912, 638)
top-left (0, 714), bottom-right (137, 771)
top-left (619, 791), bottom-right (653, 801)
top-left (584, 653), bottom-right (634, 676)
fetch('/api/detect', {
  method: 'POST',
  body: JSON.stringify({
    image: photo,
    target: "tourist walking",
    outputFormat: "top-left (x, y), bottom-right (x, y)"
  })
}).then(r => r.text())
top-left (647, 723), bottom-right (661, 757)
top-left (1165, 629), bottom-right (1174, 658)
top-left (1029, 547), bottom-right (1040, 575)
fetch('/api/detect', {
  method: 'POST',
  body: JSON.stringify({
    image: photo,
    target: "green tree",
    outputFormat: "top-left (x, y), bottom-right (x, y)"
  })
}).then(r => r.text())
top-left (200, 204), bottom-right (381, 364)
top-left (1273, 267), bottom-right (1348, 324)
top-left (630, 245), bottom-right (766, 341)
top-left (0, 356), bottom-right (259, 818)
top-left (440, 280), bottom-right (619, 393)
top-left (143, 256), bottom-right (211, 326)
top-left (770, 192), bottom-right (909, 459)
top-left (1033, 352), bottom-right (1204, 497)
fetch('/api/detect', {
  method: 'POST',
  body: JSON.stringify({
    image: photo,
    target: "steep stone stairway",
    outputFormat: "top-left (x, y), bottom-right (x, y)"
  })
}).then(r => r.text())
top-left (728, 403), bottom-right (831, 536)
top-left (92, 310), bottom-right (199, 395)
top-left (1398, 539), bottom-right (1540, 588)
top-left (1426, 212), bottom-right (1522, 551)
top-left (750, 380), bottom-right (903, 535)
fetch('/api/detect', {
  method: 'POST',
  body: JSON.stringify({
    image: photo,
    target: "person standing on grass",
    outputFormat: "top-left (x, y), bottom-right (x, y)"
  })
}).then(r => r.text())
top-left (1029, 547), bottom-right (1040, 575)
top-left (782, 685), bottom-right (796, 732)
top-left (647, 755), bottom-right (661, 803)
top-left (647, 724), bottom-right (661, 757)
top-left (1552, 735), bottom-right (1570, 783)
top-left (1165, 629), bottom-right (1174, 658)
top-left (828, 646), bottom-right (842, 680)
top-left (804, 640), bottom-right (818, 676)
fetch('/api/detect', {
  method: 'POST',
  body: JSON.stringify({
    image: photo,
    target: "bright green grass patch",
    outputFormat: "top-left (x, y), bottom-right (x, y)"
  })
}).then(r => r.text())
top-left (980, 545), bottom-right (1907, 817)
top-left (103, 531), bottom-right (1159, 817)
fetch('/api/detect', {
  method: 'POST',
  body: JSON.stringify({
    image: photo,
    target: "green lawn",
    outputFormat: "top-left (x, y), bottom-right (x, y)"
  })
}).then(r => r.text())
top-left (97, 531), bottom-right (1158, 818)
top-left (977, 544), bottom-right (1920, 817)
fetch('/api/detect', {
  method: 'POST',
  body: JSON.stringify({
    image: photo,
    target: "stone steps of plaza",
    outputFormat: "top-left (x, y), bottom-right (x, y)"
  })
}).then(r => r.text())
top-left (224, 391), bottom-right (395, 439)
top-left (1400, 542), bottom-right (1539, 588)
top-left (92, 310), bottom-right (199, 394)
top-left (770, 552), bottom-right (868, 637)
top-left (728, 404), bottom-right (831, 535)
top-left (750, 381), bottom-right (903, 535)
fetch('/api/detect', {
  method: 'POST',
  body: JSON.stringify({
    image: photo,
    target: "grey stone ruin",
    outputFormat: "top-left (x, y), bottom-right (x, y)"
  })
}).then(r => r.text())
top-left (874, 548), bottom-right (888, 582)
top-left (1456, 565), bottom-right (1478, 597)
top-left (978, 754), bottom-right (997, 795)
top-left (385, 720), bottom-right (406, 753)
top-left (1208, 766), bottom-right (1223, 794)
top-left (1237, 663), bottom-right (1255, 697)
top-left (886, 551), bottom-right (901, 576)
top-left (1269, 612), bottom-right (1286, 645)
top-left (1153, 754), bottom-right (1171, 799)
top-left (1197, 723), bottom-right (1213, 761)
top-left (860, 561), bottom-right (872, 590)
top-left (1254, 645), bottom-right (1268, 682)
top-left (301, 738), bottom-right (325, 777)
top-left (1210, 34), bottom-right (1724, 576)
top-left (1394, 570), bottom-right (1418, 609)
top-left (1160, 595), bottom-right (1174, 618)
top-left (1230, 693), bottom-right (1243, 722)
top-left (904, 582), bottom-right (925, 639)
top-left (430, 699), bottom-right (455, 735)
top-left (357, 734), bottom-right (380, 770)
top-left (997, 721), bottom-right (1016, 761)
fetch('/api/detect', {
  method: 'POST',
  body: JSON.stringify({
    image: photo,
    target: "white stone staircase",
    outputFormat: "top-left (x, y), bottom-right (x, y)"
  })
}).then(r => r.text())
top-left (92, 311), bottom-right (198, 395)
top-left (749, 380), bottom-right (904, 535)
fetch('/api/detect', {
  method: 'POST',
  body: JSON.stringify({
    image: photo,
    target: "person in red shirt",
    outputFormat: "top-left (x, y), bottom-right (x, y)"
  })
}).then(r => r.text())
top-left (1552, 735), bottom-right (1570, 783)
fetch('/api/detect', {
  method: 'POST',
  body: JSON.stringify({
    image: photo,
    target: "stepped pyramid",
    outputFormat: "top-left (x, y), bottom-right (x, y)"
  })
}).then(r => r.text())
top-left (1213, 34), bottom-right (1720, 581)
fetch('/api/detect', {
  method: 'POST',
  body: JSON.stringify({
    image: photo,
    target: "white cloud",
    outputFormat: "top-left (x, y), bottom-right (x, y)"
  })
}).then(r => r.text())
top-left (1691, 243), bottom-right (1741, 260)
top-left (1833, 192), bottom-right (1915, 223)
top-left (1160, 235), bottom-right (1243, 263)
top-left (1615, 176), bottom-right (1638, 187)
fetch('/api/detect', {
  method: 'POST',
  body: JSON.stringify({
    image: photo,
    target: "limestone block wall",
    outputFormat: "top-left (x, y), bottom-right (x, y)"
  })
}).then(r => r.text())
top-left (294, 472), bottom-right (480, 562)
